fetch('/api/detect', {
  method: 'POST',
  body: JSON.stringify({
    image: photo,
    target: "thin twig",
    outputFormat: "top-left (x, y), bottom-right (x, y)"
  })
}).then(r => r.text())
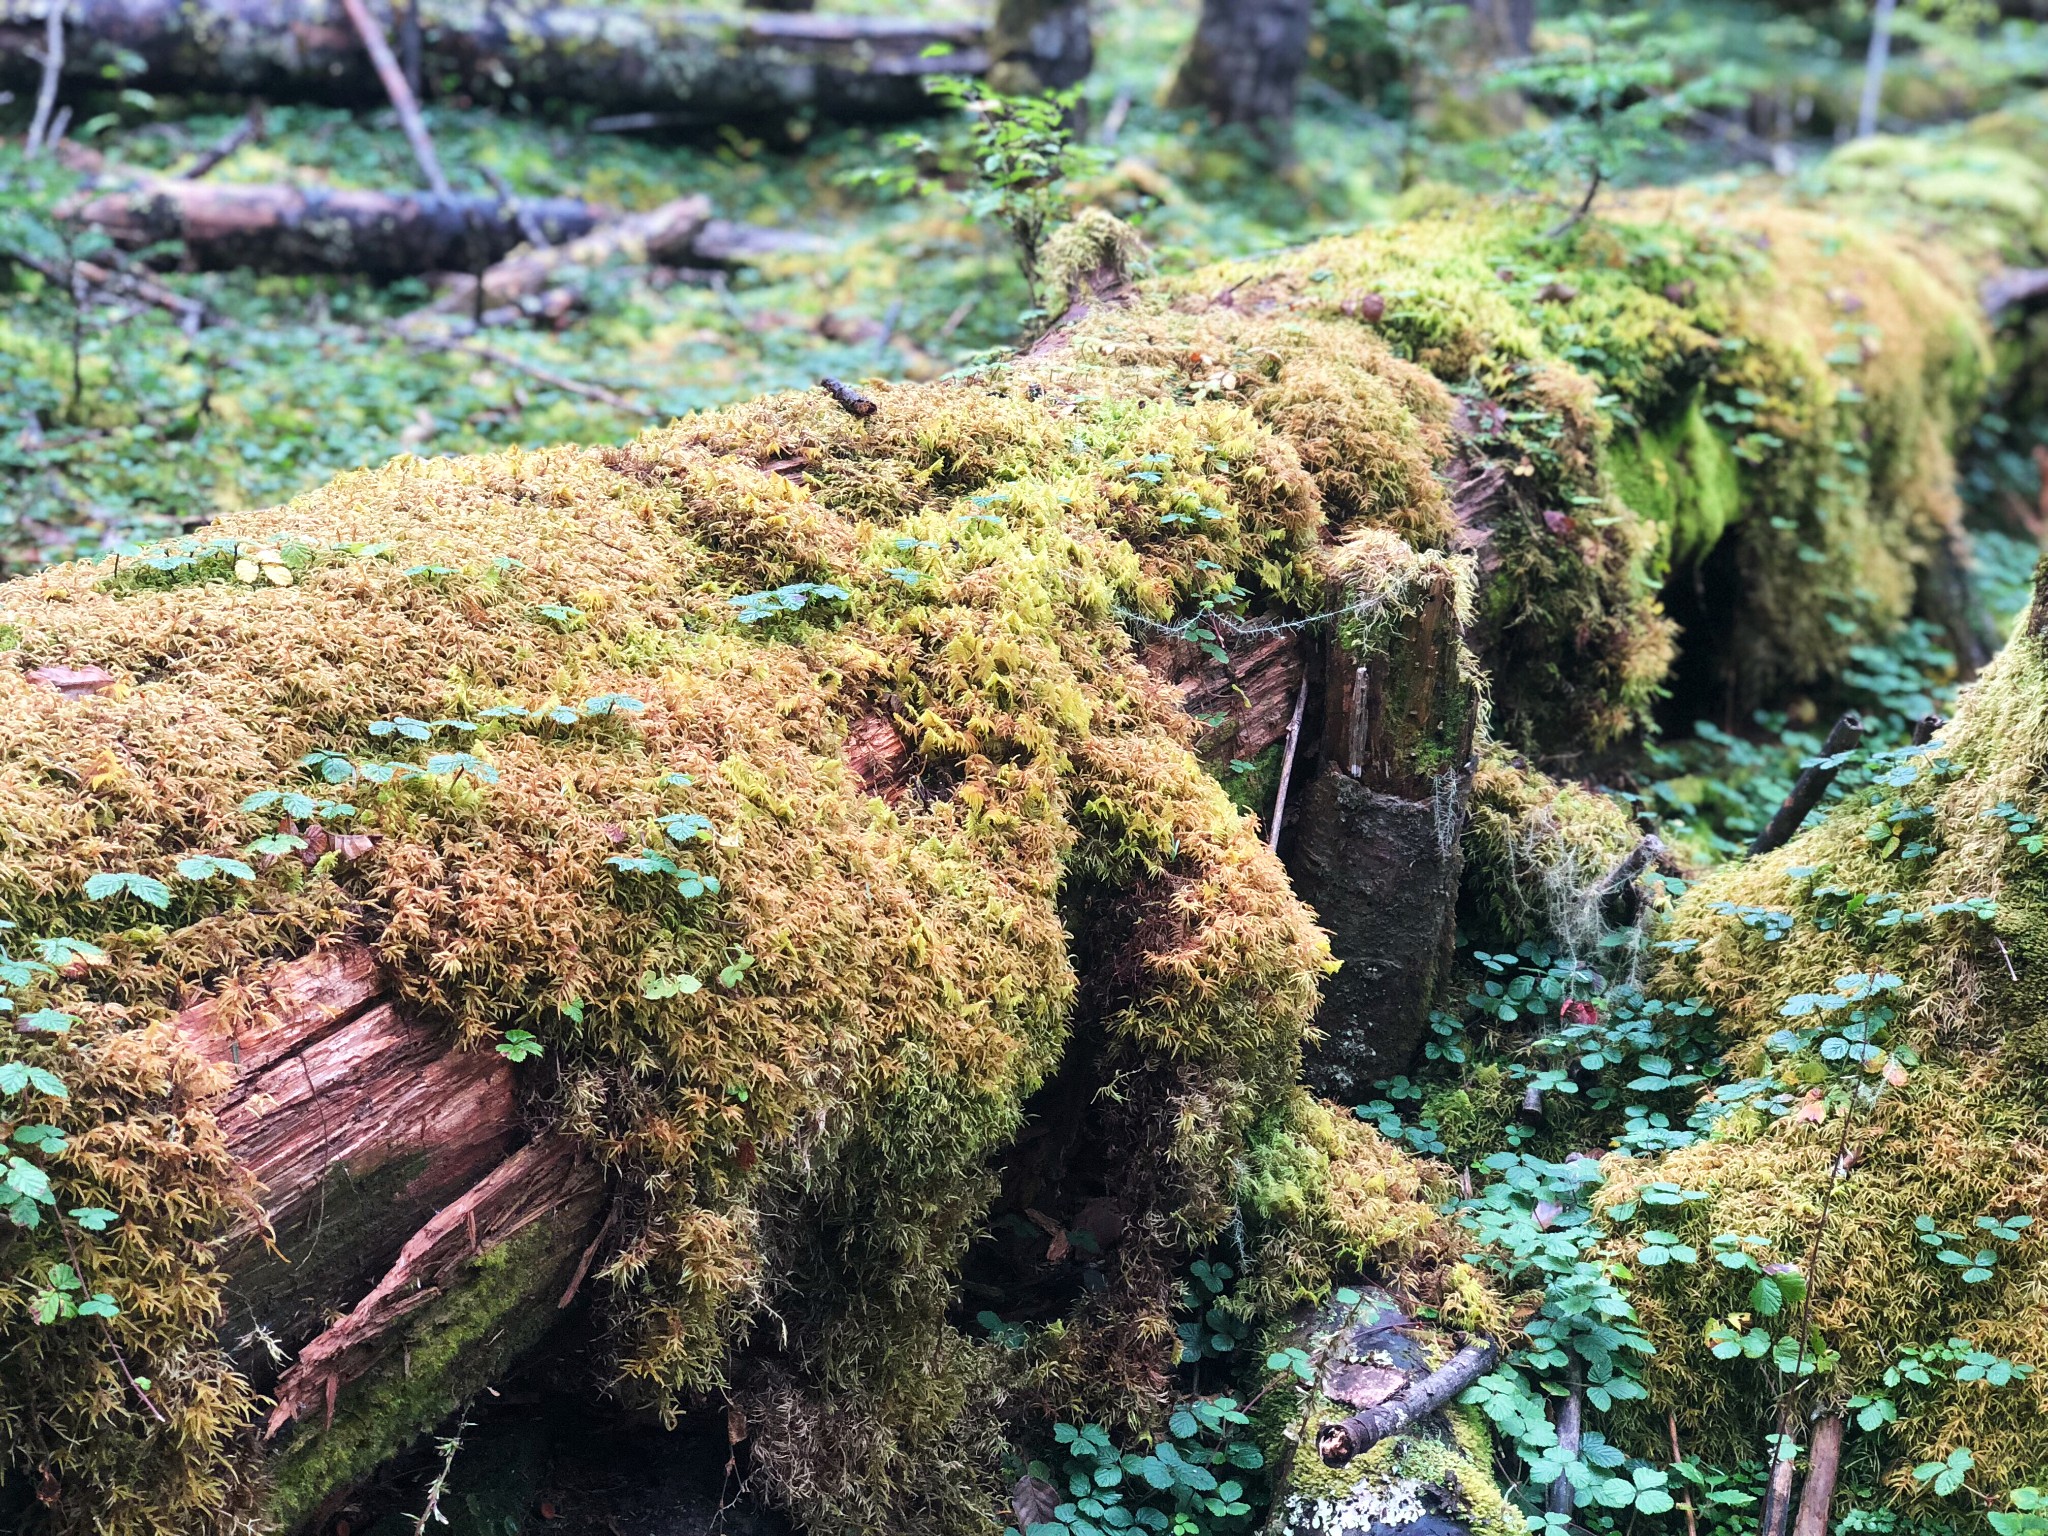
top-left (24, 0), bottom-right (65, 158)
top-left (2, 244), bottom-right (212, 329)
top-left (1544, 166), bottom-right (1603, 240)
top-left (1266, 673), bottom-right (1309, 855)
top-left (415, 335), bottom-right (650, 416)
top-left (1669, 1411), bottom-right (1699, 1536)
top-left (410, 1403), bottom-right (473, 1535)
top-left (178, 105), bottom-right (263, 180)
top-left (479, 163), bottom-right (551, 250)
top-left (338, 0), bottom-right (451, 196)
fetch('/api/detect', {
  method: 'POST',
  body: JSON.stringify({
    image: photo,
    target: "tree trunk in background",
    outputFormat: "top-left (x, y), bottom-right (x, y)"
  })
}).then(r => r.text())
top-left (1166, 0), bottom-right (1314, 156)
top-left (1466, 0), bottom-right (1533, 56)
top-left (988, 0), bottom-right (1094, 95)
top-left (0, 0), bottom-right (985, 126)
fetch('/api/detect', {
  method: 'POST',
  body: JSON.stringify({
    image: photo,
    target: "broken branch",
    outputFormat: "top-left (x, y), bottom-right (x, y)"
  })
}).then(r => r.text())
top-left (1316, 1338), bottom-right (1500, 1463)
top-left (337, 0), bottom-right (450, 195)
top-left (1750, 711), bottom-right (1863, 856)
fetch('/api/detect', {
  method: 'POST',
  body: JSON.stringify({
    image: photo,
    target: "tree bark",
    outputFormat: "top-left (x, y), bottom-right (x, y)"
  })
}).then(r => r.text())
top-left (0, 0), bottom-right (986, 125)
top-left (1791, 1415), bottom-right (1845, 1536)
top-left (1166, 0), bottom-right (1313, 155)
top-left (988, 0), bottom-right (1093, 95)
top-left (67, 178), bottom-right (609, 278)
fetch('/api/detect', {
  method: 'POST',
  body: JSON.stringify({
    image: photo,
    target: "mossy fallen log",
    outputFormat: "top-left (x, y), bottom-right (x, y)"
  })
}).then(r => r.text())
top-left (1608, 584), bottom-right (2048, 1500)
top-left (0, 0), bottom-right (986, 125)
top-left (5, 104), bottom-right (2048, 1535)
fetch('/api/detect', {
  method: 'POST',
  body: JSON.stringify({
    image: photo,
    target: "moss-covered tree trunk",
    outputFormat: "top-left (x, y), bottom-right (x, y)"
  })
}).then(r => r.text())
top-left (0, 0), bottom-right (986, 125)
top-left (5, 101), bottom-right (2048, 1536)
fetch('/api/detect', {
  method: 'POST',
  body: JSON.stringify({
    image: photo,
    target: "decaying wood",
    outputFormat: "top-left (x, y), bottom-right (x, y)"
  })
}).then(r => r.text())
top-left (1546, 1375), bottom-right (1583, 1514)
top-left (173, 944), bottom-right (531, 1360)
top-left (67, 178), bottom-right (607, 278)
top-left (1760, 1406), bottom-right (1802, 1536)
top-left (0, 0), bottom-right (987, 125)
top-left (265, 1134), bottom-right (604, 1436)
top-left (1749, 711), bottom-right (1863, 856)
top-left (1315, 1337), bottom-right (1501, 1463)
top-left (1791, 1415), bottom-right (1845, 1536)
top-left (421, 194), bottom-right (710, 314)
top-left (1138, 627), bottom-right (1306, 768)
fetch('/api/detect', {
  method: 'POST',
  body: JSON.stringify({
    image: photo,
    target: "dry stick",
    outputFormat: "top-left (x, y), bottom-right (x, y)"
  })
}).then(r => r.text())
top-left (416, 335), bottom-right (648, 416)
top-left (1791, 1415), bottom-right (1845, 1536)
top-left (23, 0), bottom-right (64, 157)
top-left (1750, 711), bottom-right (1864, 856)
top-left (3, 244), bottom-right (210, 328)
top-left (1317, 1338), bottom-right (1500, 1463)
top-left (1669, 1411), bottom-right (1700, 1536)
top-left (1265, 673), bottom-right (1310, 855)
top-left (1545, 166), bottom-right (1603, 241)
top-left (337, 0), bottom-right (451, 196)
top-left (178, 105), bottom-right (263, 179)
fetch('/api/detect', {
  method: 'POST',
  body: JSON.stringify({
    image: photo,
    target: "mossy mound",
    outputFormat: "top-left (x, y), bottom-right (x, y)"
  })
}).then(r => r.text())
top-left (1461, 751), bottom-right (1646, 951)
top-left (1611, 602), bottom-right (2048, 1496)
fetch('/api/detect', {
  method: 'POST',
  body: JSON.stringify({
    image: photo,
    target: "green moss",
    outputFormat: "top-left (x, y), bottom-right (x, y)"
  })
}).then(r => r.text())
top-left (1605, 390), bottom-right (1744, 572)
top-left (1615, 630), bottom-right (2048, 1494)
top-left (265, 1219), bottom-right (579, 1531)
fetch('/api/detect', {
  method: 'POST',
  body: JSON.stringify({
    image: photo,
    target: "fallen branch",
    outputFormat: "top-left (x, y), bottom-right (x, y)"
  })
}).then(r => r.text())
top-left (23, 0), bottom-right (62, 157)
top-left (1316, 1337), bottom-right (1500, 1463)
top-left (67, 177), bottom-right (606, 277)
top-left (2, 242), bottom-right (211, 329)
top-left (1669, 1411), bottom-right (1700, 1536)
top-left (1749, 711), bottom-right (1863, 856)
top-left (338, 0), bottom-right (450, 194)
top-left (0, 0), bottom-right (987, 125)
top-left (177, 104), bottom-right (262, 179)
top-left (419, 193), bottom-right (710, 315)
top-left (415, 335), bottom-right (651, 416)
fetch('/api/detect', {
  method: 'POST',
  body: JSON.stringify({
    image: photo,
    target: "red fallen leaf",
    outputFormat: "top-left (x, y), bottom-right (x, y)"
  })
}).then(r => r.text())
top-left (1533, 1199), bottom-right (1562, 1230)
top-left (601, 822), bottom-right (628, 846)
top-left (27, 664), bottom-right (116, 698)
top-left (1342, 291), bottom-right (1387, 322)
top-left (727, 1405), bottom-right (749, 1445)
top-left (539, 1501), bottom-right (559, 1521)
top-left (1560, 998), bottom-right (1598, 1025)
top-left (1664, 279), bottom-right (1697, 305)
top-left (1537, 281), bottom-right (1579, 303)
top-left (1543, 509), bottom-right (1577, 536)
top-left (734, 1138), bottom-right (757, 1171)
top-left (1794, 1089), bottom-right (1828, 1124)
top-left (1013, 1475), bottom-right (1061, 1530)
top-left (331, 833), bottom-right (375, 861)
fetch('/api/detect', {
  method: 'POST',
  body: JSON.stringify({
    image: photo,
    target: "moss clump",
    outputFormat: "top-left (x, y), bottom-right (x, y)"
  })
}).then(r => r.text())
top-left (1612, 618), bottom-right (2048, 1497)
top-left (1461, 751), bottom-right (1645, 950)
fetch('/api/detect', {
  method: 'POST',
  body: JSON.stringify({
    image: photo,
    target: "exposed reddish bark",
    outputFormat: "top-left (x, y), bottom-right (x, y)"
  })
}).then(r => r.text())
top-left (265, 1134), bottom-right (604, 1435)
top-left (1137, 628), bottom-right (1306, 765)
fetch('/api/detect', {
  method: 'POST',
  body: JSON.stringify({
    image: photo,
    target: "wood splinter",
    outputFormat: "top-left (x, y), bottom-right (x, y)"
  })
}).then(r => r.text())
top-left (1316, 1337), bottom-right (1500, 1464)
